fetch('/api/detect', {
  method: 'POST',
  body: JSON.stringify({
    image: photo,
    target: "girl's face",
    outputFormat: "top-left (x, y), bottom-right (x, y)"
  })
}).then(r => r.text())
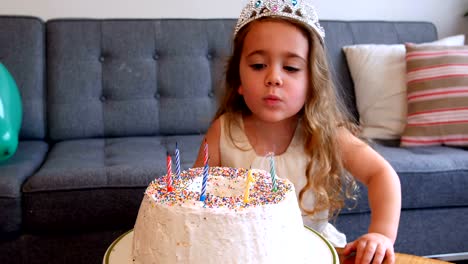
top-left (238, 20), bottom-right (309, 123)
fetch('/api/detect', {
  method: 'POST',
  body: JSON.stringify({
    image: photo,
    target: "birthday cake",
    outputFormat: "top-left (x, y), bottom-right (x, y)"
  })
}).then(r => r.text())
top-left (132, 167), bottom-right (314, 263)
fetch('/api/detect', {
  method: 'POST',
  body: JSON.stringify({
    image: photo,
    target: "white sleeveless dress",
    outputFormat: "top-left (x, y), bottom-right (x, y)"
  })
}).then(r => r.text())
top-left (219, 114), bottom-right (347, 247)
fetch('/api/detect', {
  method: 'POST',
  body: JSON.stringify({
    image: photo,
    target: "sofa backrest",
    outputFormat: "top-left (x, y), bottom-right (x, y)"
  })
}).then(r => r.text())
top-left (0, 16), bottom-right (46, 140)
top-left (46, 19), bottom-right (437, 141)
top-left (47, 19), bottom-right (234, 141)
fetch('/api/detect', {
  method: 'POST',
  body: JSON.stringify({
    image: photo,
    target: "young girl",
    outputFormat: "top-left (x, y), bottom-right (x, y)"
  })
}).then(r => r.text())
top-left (194, 1), bottom-right (401, 263)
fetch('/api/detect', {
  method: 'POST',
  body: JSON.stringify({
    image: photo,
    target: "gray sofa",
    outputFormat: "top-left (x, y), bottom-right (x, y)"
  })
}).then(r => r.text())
top-left (0, 16), bottom-right (467, 264)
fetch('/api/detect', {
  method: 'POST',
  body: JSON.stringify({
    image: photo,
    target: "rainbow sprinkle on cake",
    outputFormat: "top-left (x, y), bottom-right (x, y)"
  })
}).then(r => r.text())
top-left (145, 167), bottom-right (292, 210)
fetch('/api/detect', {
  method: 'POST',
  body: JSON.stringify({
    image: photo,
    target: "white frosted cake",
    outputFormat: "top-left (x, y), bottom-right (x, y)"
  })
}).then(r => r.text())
top-left (132, 167), bottom-right (314, 264)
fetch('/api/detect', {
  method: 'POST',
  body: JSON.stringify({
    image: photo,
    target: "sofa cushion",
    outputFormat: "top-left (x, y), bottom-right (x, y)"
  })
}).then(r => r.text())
top-left (0, 141), bottom-right (48, 233)
top-left (341, 35), bottom-right (465, 140)
top-left (336, 207), bottom-right (468, 255)
top-left (46, 19), bottom-right (235, 141)
top-left (373, 143), bottom-right (468, 209)
top-left (321, 21), bottom-right (437, 121)
top-left (340, 143), bottom-right (468, 214)
top-left (401, 44), bottom-right (468, 146)
top-left (22, 135), bottom-right (202, 230)
top-left (0, 16), bottom-right (46, 140)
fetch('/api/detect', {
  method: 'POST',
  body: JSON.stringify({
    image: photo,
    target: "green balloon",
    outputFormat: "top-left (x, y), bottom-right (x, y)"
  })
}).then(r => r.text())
top-left (0, 63), bottom-right (22, 162)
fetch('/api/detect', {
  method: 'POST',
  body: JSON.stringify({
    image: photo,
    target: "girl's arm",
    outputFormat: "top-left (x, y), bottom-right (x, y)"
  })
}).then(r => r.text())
top-left (339, 128), bottom-right (401, 241)
top-left (193, 118), bottom-right (222, 168)
top-left (339, 128), bottom-right (401, 264)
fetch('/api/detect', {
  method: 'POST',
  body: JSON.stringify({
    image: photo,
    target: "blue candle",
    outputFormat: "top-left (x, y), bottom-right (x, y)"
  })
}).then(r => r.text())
top-left (200, 162), bottom-right (209, 202)
top-left (175, 142), bottom-right (181, 180)
top-left (269, 153), bottom-right (277, 192)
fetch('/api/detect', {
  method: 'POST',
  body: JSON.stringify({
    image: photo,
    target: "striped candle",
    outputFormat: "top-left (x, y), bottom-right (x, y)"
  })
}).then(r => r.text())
top-left (200, 162), bottom-right (209, 201)
top-left (269, 153), bottom-right (277, 192)
top-left (175, 142), bottom-right (181, 180)
top-left (203, 139), bottom-right (208, 166)
top-left (166, 151), bottom-right (174, 192)
top-left (200, 140), bottom-right (209, 201)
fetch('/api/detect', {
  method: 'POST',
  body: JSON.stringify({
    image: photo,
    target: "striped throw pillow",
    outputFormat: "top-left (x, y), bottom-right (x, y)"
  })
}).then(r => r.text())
top-left (401, 44), bottom-right (468, 146)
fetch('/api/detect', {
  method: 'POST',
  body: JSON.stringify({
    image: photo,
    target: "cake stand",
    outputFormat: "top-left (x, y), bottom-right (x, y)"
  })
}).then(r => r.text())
top-left (103, 226), bottom-right (339, 264)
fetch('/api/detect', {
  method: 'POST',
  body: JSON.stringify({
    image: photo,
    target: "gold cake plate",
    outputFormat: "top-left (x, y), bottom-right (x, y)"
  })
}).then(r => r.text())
top-left (103, 226), bottom-right (339, 264)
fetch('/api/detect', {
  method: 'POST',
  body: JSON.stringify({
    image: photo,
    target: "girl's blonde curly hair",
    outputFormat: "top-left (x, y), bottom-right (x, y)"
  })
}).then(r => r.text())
top-left (214, 17), bottom-right (359, 219)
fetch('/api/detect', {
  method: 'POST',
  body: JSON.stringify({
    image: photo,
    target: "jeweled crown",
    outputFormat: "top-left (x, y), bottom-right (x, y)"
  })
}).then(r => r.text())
top-left (234, 0), bottom-right (325, 42)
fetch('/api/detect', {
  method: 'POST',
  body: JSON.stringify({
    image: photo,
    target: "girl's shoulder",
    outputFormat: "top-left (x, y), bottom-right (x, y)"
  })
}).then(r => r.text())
top-left (207, 117), bottom-right (222, 138)
top-left (217, 112), bottom-right (244, 131)
top-left (206, 113), bottom-right (243, 142)
top-left (336, 127), bottom-right (365, 147)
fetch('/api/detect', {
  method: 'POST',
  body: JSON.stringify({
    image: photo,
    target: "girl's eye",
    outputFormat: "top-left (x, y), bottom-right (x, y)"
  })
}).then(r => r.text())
top-left (250, 64), bottom-right (266, 70)
top-left (284, 66), bottom-right (300, 72)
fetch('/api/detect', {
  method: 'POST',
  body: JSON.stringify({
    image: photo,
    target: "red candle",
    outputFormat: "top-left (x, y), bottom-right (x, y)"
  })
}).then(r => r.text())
top-left (166, 151), bottom-right (174, 192)
top-left (203, 139), bottom-right (208, 166)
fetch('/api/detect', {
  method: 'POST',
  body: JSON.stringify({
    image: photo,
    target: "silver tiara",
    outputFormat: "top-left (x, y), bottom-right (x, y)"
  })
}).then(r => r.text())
top-left (234, 0), bottom-right (325, 42)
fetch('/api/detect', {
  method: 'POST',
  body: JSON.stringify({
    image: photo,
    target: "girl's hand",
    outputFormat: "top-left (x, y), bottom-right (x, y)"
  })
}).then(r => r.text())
top-left (342, 233), bottom-right (395, 264)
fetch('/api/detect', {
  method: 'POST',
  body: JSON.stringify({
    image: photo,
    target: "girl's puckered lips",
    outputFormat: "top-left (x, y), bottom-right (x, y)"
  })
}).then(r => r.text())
top-left (263, 94), bottom-right (282, 106)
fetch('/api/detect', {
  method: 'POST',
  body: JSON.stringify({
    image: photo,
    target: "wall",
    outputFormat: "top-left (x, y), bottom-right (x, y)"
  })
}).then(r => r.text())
top-left (1, 0), bottom-right (467, 38)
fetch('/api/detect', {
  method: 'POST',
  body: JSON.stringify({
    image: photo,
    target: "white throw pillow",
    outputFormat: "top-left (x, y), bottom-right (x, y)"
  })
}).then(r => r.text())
top-left (343, 34), bottom-right (465, 139)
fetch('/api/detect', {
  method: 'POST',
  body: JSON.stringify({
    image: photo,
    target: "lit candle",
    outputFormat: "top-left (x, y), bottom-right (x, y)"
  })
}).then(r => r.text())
top-left (269, 152), bottom-right (277, 192)
top-left (244, 168), bottom-right (254, 203)
top-left (166, 151), bottom-right (174, 192)
top-left (200, 162), bottom-right (209, 202)
top-left (175, 142), bottom-right (181, 180)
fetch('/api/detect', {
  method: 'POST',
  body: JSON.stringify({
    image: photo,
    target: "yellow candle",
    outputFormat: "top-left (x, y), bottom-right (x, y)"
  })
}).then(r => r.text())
top-left (244, 169), bottom-right (254, 203)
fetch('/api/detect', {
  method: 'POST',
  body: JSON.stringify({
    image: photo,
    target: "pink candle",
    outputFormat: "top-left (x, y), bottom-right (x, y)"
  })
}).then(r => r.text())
top-left (166, 151), bottom-right (174, 192)
top-left (203, 139), bottom-right (208, 166)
